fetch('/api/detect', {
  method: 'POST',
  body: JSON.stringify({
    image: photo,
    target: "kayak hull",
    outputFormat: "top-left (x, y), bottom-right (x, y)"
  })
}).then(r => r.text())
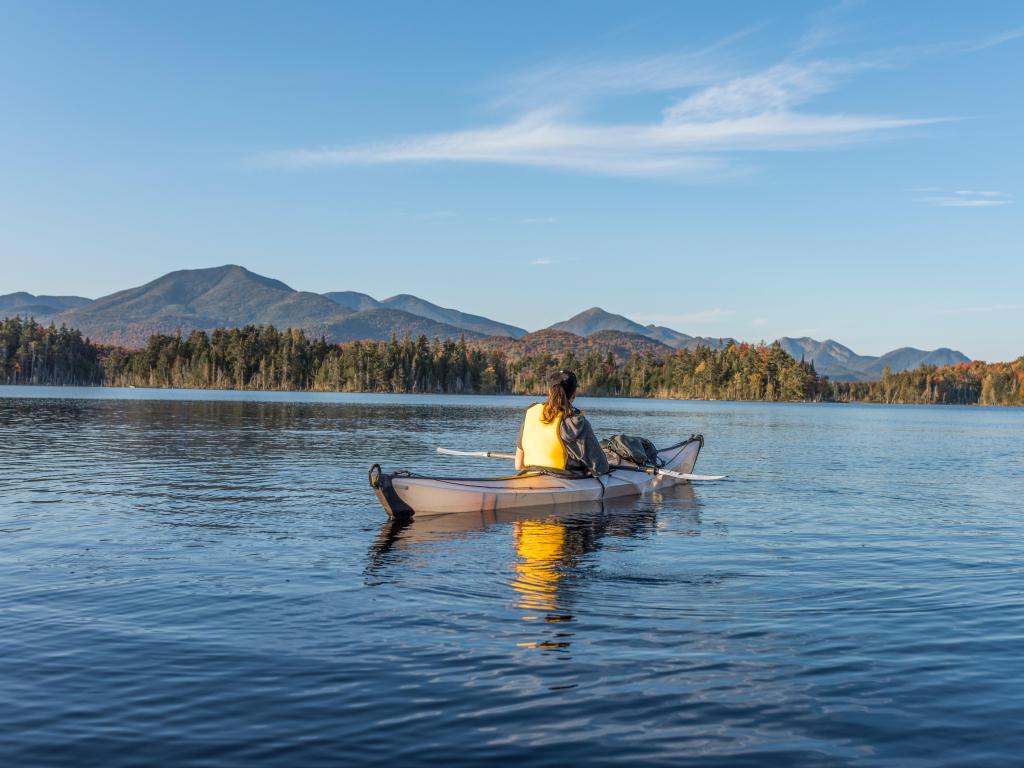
top-left (370, 435), bottom-right (703, 517)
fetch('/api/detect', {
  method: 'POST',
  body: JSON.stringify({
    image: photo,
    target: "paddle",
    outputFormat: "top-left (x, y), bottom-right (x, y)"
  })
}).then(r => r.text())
top-left (610, 465), bottom-right (728, 482)
top-left (435, 447), bottom-right (726, 481)
top-left (436, 447), bottom-right (515, 460)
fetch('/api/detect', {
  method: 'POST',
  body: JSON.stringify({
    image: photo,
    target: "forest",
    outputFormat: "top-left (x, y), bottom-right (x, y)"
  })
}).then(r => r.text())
top-left (2, 317), bottom-right (1021, 406)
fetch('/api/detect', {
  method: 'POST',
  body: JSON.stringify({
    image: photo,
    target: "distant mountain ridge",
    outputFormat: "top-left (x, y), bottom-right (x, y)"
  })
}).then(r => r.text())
top-left (322, 291), bottom-right (381, 312)
top-left (0, 292), bottom-right (92, 318)
top-left (473, 328), bottom-right (675, 365)
top-left (2, 266), bottom-right (971, 376)
top-left (777, 337), bottom-right (970, 381)
top-left (323, 291), bottom-right (527, 338)
top-left (550, 307), bottom-right (734, 351)
top-left (547, 309), bottom-right (969, 380)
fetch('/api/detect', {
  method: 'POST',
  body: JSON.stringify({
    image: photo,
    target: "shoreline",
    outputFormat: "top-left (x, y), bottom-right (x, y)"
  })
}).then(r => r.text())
top-left (1, 382), bottom-right (1019, 408)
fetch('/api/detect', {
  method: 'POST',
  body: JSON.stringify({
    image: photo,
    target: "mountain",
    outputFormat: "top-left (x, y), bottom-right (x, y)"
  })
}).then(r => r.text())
top-left (322, 308), bottom-right (484, 343)
top-left (550, 307), bottom-right (649, 337)
top-left (57, 265), bottom-right (346, 341)
top-left (380, 294), bottom-right (526, 338)
top-left (0, 292), bottom-right (93, 317)
top-left (473, 328), bottom-right (673, 365)
top-left (860, 347), bottom-right (971, 379)
top-left (550, 307), bottom-right (733, 350)
top-left (778, 337), bottom-right (970, 380)
top-left (323, 291), bottom-right (382, 312)
top-left (776, 337), bottom-right (875, 380)
top-left (46, 266), bottom-right (479, 347)
top-left (323, 291), bottom-right (525, 337)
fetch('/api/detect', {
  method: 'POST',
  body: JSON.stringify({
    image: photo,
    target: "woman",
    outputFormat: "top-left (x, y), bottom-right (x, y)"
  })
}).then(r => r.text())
top-left (515, 369), bottom-right (609, 476)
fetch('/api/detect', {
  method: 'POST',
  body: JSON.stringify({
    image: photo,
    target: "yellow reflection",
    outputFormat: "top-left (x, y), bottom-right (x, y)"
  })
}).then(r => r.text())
top-left (512, 520), bottom-right (566, 614)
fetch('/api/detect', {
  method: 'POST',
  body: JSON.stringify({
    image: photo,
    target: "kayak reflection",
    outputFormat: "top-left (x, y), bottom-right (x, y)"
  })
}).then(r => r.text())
top-left (368, 485), bottom-right (700, 655)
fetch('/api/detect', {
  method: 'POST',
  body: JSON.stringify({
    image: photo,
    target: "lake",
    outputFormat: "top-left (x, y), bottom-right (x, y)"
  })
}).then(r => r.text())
top-left (2, 386), bottom-right (1022, 767)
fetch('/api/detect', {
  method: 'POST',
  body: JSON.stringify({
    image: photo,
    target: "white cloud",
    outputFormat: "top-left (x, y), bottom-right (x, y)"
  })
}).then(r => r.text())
top-left (960, 26), bottom-right (1024, 52)
top-left (797, 0), bottom-right (865, 54)
top-left (264, 107), bottom-right (938, 179)
top-left (954, 190), bottom-right (1005, 197)
top-left (498, 49), bottom-right (731, 110)
top-left (256, 21), bottom-right (1022, 180)
top-left (752, 317), bottom-right (769, 327)
top-left (920, 189), bottom-right (1012, 208)
top-left (528, 258), bottom-right (554, 266)
top-left (522, 217), bottom-right (557, 224)
top-left (663, 60), bottom-right (852, 121)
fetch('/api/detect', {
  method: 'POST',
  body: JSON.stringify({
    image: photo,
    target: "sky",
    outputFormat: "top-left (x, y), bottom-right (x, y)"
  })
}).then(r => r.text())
top-left (1, 1), bottom-right (1022, 360)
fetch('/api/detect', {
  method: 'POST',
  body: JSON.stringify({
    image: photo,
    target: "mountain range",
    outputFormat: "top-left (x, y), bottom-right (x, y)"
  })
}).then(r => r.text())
top-left (776, 337), bottom-right (969, 381)
top-left (2, 265), bottom-right (970, 379)
top-left (4, 266), bottom-right (504, 348)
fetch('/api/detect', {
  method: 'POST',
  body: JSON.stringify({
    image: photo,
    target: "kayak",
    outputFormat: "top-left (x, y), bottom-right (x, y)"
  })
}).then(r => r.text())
top-left (369, 434), bottom-right (704, 517)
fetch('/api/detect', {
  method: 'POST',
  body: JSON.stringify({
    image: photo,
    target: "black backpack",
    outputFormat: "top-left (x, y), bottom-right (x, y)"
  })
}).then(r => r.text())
top-left (600, 434), bottom-right (661, 468)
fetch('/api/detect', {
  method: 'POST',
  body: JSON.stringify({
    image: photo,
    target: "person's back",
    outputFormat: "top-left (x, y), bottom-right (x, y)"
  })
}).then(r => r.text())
top-left (515, 369), bottom-right (609, 477)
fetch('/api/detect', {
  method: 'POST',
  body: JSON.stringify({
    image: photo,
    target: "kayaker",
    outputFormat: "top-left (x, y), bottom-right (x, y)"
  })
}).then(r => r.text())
top-left (515, 369), bottom-right (610, 477)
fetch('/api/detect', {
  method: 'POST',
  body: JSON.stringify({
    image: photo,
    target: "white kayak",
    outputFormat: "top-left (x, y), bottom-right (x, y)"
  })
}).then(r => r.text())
top-left (369, 434), bottom-right (704, 517)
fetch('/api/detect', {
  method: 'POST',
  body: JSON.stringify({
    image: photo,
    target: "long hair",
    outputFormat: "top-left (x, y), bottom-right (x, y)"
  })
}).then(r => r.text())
top-left (542, 369), bottom-right (578, 423)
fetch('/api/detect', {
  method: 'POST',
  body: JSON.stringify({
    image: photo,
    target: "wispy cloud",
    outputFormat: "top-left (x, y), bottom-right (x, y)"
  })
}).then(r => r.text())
top-left (796, 0), bottom-right (866, 54)
top-left (633, 308), bottom-right (734, 326)
top-left (920, 189), bottom-right (1013, 207)
top-left (522, 216), bottom-right (557, 224)
top-left (496, 43), bottom-right (735, 110)
top-left (751, 317), bottom-right (769, 327)
top-left (257, 20), bottom-right (1021, 180)
top-left (528, 257), bottom-right (554, 266)
top-left (265, 107), bottom-right (939, 179)
top-left (960, 26), bottom-right (1024, 52)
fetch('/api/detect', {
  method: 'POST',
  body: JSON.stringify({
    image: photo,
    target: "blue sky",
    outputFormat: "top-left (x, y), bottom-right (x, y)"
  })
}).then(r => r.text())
top-left (1, 1), bottom-right (1021, 360)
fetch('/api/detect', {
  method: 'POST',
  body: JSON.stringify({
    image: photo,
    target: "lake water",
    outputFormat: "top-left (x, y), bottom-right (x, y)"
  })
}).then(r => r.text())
top-left (2, 386), bottom-right (1023, 767)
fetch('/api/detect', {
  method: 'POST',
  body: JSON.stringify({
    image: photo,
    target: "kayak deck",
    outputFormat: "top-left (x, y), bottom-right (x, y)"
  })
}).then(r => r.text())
top-left (369, 435), bottom-right (703, 517)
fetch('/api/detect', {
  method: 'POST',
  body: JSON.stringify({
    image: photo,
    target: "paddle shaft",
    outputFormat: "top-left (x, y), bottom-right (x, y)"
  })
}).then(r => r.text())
top-left (436, 447), bottom-right (515, 460)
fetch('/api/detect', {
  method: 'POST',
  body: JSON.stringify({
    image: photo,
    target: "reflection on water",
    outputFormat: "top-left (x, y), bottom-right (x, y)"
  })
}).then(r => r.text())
top-left (370, 487), bottom-right (700, 661)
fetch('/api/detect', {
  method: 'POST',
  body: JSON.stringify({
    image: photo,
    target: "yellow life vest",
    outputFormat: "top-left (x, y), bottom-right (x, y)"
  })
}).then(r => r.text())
top-left (520, 402), bottom-right (566, 470)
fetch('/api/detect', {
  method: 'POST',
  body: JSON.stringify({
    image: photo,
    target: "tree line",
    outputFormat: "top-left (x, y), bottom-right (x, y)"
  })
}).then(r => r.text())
top-left (2, 317), bottom-right (1021, 406)
top-left (827, 360), bottom-right (1024, 406)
